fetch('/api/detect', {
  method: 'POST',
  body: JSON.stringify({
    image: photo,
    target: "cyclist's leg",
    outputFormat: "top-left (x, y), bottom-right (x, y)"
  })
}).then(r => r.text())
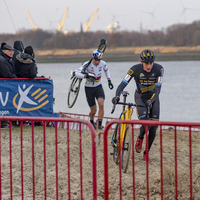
top-left (135, 93), bottom-right (150, 138)
top-left (85, 86), bottom-right (97, 128)
top-left (95, 85), bottom-right (105, 129)
top-left (148, 99), bottom-right (160, 150)
top-left (135, 92), bottom-right (150, 153)
top-left (97, 98), bottom-right (104, 127)
top-left (143, 99), bottom-right (160, 162)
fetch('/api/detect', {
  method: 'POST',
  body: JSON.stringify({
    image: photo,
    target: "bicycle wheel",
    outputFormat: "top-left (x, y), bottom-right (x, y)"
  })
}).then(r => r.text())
top-left (112, 124), bottom-right (119, 164)
top-left (67, 77), bottom-right (81, 108)
top-left (121, 125), bottom-right (132, 173)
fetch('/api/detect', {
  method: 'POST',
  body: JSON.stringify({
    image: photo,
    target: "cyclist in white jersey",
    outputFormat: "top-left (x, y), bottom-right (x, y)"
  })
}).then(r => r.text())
top-left (75, 49), bottom-right (114, 130)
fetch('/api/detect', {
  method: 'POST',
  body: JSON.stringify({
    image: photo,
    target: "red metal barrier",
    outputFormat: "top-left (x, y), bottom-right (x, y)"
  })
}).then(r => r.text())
top-left (103, 120), bottom-right (200, 200)
top-left (59, 112), bottom-right (118, 130)
top-left (0, 116), bottom-right (97, 200)
top-left (59, 112), bottom-right (200, 132)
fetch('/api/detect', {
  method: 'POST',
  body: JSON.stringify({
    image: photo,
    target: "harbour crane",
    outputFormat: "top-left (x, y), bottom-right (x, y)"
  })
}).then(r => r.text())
top-left (26, 11), bottom-right (38, 31)
top-left (58, 6), bottom-right (69, 32)
top-left (84, 7), bottom-right (99, 32)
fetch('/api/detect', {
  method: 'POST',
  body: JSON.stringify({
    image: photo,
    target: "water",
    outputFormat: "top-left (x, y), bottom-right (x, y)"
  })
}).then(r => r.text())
top-left (37, 60), bottom-right (200, 122)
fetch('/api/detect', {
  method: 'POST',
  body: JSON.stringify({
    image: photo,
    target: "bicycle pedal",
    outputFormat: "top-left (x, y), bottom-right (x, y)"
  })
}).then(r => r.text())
top-left (110, 142), bottom-right (114, 147)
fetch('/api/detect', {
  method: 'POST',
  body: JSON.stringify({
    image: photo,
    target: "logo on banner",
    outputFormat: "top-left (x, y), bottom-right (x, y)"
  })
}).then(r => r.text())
top-left (13, 84), bottom-right (49, 113)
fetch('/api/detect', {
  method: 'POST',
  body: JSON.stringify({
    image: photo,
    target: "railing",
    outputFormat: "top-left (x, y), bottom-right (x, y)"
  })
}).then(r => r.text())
top-left (1, 116), bottom-right (200, 199)
top-left (103, 120), bottom-right (200, 200)
top-left (59, 112), bottom-right (200, 132)
top-left (59, 112), bottom-right (118, 130)
top-left (0, 116), bottom-right (97, 200)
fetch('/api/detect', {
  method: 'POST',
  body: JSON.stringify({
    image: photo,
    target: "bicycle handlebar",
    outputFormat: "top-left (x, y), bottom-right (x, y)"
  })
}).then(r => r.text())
top-left (111, 102), bottom-right (150, 116)
top-left (111, 102), bottom-right (136, 114)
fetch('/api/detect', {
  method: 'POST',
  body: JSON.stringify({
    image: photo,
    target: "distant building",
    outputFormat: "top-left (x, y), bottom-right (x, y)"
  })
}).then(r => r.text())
top-left (106, 21), bottom-right (120, 33)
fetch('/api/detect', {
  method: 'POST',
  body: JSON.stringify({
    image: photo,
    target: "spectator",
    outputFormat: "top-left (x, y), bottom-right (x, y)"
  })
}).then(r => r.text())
top-left (13, 40), bottom-right (24, 67)
top-left (0, 42), bottom-right (6, 56)
top-left (0, 44), bottom-right (17, 78)
top-left (15, 46), bottom-right (38, 78)
top-left (0, 43), bottom-right (16, 128)
top-left (14, 40), bottom-right (24, 53)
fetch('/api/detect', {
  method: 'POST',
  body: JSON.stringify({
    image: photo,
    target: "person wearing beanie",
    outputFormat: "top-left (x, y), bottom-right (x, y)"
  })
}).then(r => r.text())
top-left (24, 46), bottom-right (35, 58)
top-left (1, 42), bottom-right (6, 49)
top-left (14, 40), bottom-right (24, 53)
top-left (0, 42), bottom-right (7, 56)
top-left (0, 44), bottom-right (17, 78)
top-left (13, 40), bottom-right (24, 67)
top-left (15, 45), bottom-right (37, 78)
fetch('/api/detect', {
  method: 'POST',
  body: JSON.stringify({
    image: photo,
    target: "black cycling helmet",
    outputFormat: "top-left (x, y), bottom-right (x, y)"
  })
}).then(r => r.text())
top-left (140, 49), bottom-right (155, 63)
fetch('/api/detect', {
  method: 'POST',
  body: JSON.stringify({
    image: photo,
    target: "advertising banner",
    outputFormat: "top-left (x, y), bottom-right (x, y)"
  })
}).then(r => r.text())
top-left (0, 79), bottom-right (54, 117)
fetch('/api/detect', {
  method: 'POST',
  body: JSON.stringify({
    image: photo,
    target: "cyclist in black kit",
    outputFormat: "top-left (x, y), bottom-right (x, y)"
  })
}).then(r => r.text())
top-left (112, 49), bottom-right (164, 162)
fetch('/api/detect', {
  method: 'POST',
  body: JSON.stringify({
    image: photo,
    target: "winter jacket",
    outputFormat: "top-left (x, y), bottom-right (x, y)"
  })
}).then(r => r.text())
top-left (13, 41), bottom-right (24, 67)
top-left (15, 53), bottom-right (38, 78)
top-left (0, 53), bottom-right (17, 78)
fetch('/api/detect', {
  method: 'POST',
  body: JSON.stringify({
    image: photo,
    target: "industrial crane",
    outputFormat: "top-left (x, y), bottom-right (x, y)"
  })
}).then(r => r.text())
top-left (58, 6), bottom-right (69, 32)
top-left (84, 7), bottom-right (99, 32)
top-left (26, 11), bottom-right (38, 31)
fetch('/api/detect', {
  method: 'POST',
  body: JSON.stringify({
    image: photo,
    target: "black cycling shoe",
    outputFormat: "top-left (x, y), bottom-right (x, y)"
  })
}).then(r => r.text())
top-left (90, 121), bottom-right (96, 129)
top-left (98, 126), bottom-right (104, 130)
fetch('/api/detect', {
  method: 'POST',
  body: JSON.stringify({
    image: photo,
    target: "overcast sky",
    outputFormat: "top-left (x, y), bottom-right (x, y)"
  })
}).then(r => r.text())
top-left (1, 0), bottom-right (200, 34)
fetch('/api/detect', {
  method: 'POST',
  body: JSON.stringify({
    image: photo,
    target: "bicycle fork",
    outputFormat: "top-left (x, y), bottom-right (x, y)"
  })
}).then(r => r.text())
top-left (119, 108), bottom-right (132, 150)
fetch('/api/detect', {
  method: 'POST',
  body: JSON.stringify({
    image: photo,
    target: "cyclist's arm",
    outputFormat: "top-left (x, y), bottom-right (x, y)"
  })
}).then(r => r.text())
top-left (74, 61), bottom-right (89, 79)
top-left (104, 69), bottom-right (111, 80)
top-left (103, 62), bottom-right (111, 80)
top-left (115, 72), bottom-right (133, 97)
top-left (74, 69), bottom-right (85, 79)
top-left (115, 81), bottom-right (126, 97)
top-left (149, 86), bottom-right (161, 103)
top-left (149, 67), bottom-right (164, 103)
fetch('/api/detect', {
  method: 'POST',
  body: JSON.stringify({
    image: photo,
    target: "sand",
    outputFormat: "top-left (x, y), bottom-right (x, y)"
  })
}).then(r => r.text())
top-left (0, 126), bottom-right (200, 199)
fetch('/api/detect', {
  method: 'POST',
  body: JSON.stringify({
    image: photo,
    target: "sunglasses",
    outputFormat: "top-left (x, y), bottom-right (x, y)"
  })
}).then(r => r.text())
top-left (94, 58), bottom-right (101, 61)
top-left (143, 61), bottom-right (153, 64)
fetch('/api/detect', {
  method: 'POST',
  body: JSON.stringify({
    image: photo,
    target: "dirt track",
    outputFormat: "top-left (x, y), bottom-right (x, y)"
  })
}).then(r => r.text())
top-left (0, 126), bottom-right (200, 199)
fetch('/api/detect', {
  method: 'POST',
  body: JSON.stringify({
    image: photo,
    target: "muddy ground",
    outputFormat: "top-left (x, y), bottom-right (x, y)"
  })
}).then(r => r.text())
top-left (0, 126), bottom-right (200, 199)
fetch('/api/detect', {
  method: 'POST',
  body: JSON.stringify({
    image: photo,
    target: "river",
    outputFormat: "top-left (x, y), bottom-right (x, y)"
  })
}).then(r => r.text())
top-left (37, 60), bottom-right (200, 123)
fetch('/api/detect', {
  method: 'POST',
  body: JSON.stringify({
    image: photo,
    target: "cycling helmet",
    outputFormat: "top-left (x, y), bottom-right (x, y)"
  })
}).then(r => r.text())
top-left (140, 49), bottom-right (155, 63)
top-left (92, 49), bottom-right (103, 60)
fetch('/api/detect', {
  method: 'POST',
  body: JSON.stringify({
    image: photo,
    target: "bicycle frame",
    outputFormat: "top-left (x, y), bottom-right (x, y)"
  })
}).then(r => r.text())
top-left (111, 91), bottom-right (148, 172)
top-left (119, 107), bottom-right (132, 150)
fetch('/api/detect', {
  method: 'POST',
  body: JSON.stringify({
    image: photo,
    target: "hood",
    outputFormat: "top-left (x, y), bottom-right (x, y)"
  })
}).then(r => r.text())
top-left (14, 41), bottom-right (24, 52)
top-left (16, 53), bottom-right (33, 64)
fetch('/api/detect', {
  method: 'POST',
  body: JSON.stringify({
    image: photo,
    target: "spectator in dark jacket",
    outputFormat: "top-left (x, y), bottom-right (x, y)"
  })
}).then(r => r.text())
top-left (13, 40), bottom-right (24, 67)
top-left (0, 44), bottom-right (17, 78)
top-left (0, 43), bottom-right (12, 128)
top-left (15, 46), bottom-right (37, 78)
top-left (0, 42), bottom-right (6, 56)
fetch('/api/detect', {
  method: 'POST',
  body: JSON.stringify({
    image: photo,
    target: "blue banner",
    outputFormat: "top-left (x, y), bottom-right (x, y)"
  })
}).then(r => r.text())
top-left (0, 79), bottom-right (54, 117)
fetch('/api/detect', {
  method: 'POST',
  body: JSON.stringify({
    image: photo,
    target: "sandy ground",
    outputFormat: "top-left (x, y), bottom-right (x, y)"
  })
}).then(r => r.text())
top-left (0, 126), bottom-right (200, 200)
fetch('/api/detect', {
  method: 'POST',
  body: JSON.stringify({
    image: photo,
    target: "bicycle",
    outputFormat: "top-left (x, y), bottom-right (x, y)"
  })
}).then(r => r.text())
top-left (67, 38), bottom-right (107, 108)
top-left (110, 91), bottom-right (147, 173)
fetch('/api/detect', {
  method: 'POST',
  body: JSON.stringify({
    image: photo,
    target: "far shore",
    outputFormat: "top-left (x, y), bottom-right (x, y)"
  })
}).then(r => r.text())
top-left (35, 46), bottom-right (200, 63)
